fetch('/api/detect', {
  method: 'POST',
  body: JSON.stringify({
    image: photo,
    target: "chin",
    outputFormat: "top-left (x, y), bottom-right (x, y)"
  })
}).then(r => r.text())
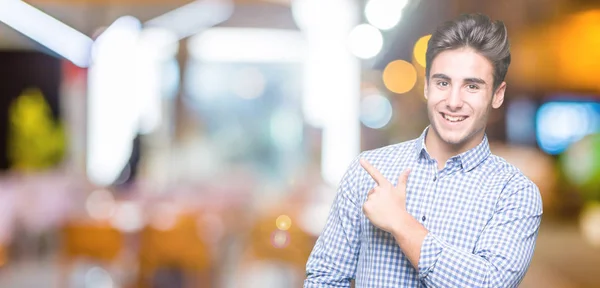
top-left (431, 121), bottom-right (475, 147)
top-left (438, 131), bottom-right (469, 146)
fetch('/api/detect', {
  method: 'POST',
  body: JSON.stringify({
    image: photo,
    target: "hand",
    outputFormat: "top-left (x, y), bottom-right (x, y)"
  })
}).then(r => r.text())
top-left (360, 158), bottom-right (411, 234)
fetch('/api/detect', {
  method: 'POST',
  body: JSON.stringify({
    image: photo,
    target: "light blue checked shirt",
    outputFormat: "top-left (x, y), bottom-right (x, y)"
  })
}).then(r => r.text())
top-left (305, 127), bottom-right (543, 287)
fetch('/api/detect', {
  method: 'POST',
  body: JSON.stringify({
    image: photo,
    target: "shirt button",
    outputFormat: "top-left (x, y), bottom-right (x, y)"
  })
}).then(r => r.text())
top-left (422, 215), bottom-right (426, 221)
top-left (433, 176), bottom-right (437, 182)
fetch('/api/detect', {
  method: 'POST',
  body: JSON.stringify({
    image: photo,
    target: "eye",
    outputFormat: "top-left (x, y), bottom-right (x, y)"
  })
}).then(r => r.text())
top-left (436, 81), bottom-right (449, 88)
top-left (466, 84), bottom-right (479, 91)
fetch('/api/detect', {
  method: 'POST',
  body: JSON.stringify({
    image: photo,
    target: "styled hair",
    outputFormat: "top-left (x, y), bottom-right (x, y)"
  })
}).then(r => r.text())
top-left (425, 13), bottom-right (511, 90)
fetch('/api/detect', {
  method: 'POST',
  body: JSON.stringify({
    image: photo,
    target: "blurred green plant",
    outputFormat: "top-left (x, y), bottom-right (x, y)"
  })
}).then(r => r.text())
top-left (7, 88), bottom-right (66, 171)
top-left (560, 133), bottom-right (600, 202)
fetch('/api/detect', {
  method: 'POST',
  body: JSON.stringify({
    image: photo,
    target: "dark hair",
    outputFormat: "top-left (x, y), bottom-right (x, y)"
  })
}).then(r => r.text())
top-left (425, 13), bottom-right (511, 90)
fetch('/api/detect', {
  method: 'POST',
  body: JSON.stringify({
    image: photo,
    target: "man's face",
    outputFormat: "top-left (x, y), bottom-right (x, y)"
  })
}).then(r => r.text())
top-left (425, 47), bottom-right (506, 149)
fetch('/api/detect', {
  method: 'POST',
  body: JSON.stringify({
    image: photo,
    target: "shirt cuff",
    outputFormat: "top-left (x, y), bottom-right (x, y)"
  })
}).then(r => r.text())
top-left (418, 232), bottom-right (444, 279)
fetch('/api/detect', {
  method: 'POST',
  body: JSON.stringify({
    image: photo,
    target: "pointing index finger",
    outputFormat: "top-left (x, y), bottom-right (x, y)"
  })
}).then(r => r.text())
top-left (359, 158), bottom-right (388, 185)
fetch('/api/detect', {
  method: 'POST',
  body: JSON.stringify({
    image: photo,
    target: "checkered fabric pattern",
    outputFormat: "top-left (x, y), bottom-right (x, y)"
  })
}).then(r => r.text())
top-left (305, 127), bottom-right (543, 288)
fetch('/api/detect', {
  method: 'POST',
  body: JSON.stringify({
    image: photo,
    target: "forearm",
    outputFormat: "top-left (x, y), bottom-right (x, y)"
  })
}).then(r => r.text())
top-left (417, 232), bottom-right (529, 288)
top-left (390, 212), bottom-right (428, 269)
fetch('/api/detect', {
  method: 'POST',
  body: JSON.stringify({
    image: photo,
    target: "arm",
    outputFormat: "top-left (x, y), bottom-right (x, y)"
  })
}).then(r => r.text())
top-left (393, 179), bottom-right (543, 288)
top-left (304, 157), bottom-right (363, 288)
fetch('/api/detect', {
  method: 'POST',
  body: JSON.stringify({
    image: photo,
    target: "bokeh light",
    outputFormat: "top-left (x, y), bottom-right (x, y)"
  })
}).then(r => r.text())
top-left (412, 34), bottom-right (431, 68)
top-left (347, 24), bottom-right (383, 59)
top-left (291, 0), bottom-right (356, 32)
top-left (364, 0), bottom-right (408, 30)
top-left (271, 230), bottom-right (290, 249)
top-left (276, 215), bottom-right (292, 231)
top-left (85, 189), bottom-right (116, 220)
top-left (84, 266), bottom-right (114, 288)
top-left (109, 201), bottom-right (143, 233)
top-left (360, 94), bottom-right (393, 129)
top-left (383, 59), bottom-right (417, 94)
top-left (536, 101), bottom-right (600, 155)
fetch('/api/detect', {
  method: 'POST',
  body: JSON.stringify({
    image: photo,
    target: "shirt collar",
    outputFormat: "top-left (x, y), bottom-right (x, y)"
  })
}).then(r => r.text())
top-left (413, 126), bottom-right (491, 171)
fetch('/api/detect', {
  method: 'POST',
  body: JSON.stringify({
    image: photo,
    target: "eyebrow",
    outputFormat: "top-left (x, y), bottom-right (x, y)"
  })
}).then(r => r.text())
top-left (431, 73), bottom-right (488, 86)
top-left (431, 73), bottom-right (451, 81)
top-left (464, 77), bottom-right (487, 85)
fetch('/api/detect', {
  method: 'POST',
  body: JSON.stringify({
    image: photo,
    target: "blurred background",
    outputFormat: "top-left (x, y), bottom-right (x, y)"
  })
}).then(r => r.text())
top-left (0, 0), bottom-right (599, 287)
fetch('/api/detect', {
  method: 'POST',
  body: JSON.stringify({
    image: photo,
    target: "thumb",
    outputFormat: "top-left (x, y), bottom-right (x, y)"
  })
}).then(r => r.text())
top-left (396, 168), bottom-right (411, 187)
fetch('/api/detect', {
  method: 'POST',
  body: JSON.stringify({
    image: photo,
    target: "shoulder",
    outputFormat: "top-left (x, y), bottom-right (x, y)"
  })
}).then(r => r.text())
top-left (483, 154), bottom-right (543, 213)
top-left (483, 154), bottom-right (534, 188)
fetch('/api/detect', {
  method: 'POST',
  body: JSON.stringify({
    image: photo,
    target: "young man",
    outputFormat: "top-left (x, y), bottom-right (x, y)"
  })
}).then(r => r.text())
top-left (304, 13), bottom-right (543, 287)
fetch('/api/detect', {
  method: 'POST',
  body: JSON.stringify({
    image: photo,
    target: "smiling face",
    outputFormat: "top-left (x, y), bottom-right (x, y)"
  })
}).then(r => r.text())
top-left (424, 47), bottom-right (506, 152)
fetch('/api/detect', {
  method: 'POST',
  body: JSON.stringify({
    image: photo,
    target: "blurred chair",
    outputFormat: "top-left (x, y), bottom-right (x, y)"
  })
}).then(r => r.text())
top-left (137, 213), bottom-right (213, 288)
top-left (61, 221), bottom-right (123, 262)
top-left (59, 220), bottom-right (125, 287)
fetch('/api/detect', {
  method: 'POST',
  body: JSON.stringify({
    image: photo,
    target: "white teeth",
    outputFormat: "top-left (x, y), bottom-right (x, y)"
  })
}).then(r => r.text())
top-left (443, 114), bottom-right (466, 122)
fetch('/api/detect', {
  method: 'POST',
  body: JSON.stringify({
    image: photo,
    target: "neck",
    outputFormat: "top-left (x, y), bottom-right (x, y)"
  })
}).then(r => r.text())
top-left (424, 127), bottom-right (484, 170)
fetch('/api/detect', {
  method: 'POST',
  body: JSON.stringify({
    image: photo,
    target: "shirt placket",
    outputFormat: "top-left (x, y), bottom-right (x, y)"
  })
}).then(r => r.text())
top-left (427, 161), bottom-right (460, 227)
top-left (418, 159), bottom-right (438, 227)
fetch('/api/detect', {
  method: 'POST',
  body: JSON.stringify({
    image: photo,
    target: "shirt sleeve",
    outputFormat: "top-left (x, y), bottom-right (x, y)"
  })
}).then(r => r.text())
top-left (304, 156), bottom-right (363, 288)
top-left (417, 177), bottom-right (543, 288)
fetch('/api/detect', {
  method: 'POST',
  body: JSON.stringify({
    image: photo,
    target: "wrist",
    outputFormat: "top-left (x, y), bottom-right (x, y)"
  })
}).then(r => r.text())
top-left (391, 211), bottom-right (416, 240)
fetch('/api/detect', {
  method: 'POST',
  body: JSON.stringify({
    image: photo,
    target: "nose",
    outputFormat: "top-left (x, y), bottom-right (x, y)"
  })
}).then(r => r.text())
top-left (446, 87), bottom-right (464, 111)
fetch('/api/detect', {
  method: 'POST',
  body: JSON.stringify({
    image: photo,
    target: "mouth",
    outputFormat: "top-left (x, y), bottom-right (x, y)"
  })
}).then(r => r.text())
top-left (440, 112), bottom-right (468, 123)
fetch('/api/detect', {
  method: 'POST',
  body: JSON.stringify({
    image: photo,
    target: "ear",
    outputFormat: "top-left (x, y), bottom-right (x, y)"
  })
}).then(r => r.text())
top-left (423, 79), bottom-right (429, 100)
top-left (492, 81), bottom-right (506, 109)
